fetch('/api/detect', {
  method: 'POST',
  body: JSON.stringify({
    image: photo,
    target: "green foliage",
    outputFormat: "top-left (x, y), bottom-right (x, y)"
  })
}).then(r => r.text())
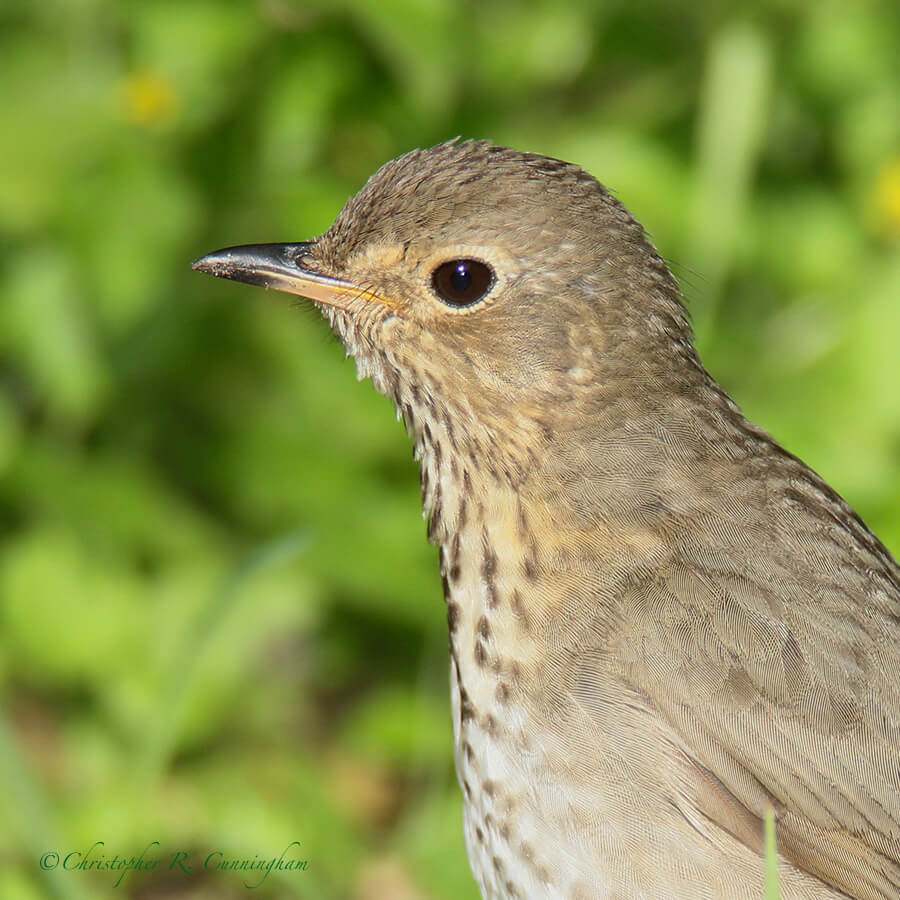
top-left (1, 1), bottom-right (899, 897)
top-left (764, 807), bottom-right (781, 900)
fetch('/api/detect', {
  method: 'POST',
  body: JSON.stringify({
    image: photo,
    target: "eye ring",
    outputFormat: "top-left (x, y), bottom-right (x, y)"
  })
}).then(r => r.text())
top-left (431, 259), bottom-right (494, 308)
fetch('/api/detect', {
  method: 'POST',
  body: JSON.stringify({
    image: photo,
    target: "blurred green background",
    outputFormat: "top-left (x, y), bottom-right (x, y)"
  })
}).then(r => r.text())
top-left (1, 1), bottom-right (899, 898)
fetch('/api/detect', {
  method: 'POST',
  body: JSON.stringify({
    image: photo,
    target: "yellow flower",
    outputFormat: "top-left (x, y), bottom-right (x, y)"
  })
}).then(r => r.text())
top-left (871, 156), bottom-right (900, 240)
top-left (122, 72), bottom-right (179, 128)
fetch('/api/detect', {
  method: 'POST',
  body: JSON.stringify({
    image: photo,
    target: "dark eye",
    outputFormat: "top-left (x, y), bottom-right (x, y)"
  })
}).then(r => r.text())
top-left (431, 259), bottom-right (494, 307)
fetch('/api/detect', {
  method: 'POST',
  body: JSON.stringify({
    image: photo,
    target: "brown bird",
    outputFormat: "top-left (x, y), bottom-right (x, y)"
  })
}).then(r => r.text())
top-left (193, 140), bottom-right (900, 899)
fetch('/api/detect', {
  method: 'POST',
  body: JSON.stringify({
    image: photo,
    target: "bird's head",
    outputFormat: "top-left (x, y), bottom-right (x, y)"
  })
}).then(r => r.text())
top-left (193, 140), bottom-right (697, 468)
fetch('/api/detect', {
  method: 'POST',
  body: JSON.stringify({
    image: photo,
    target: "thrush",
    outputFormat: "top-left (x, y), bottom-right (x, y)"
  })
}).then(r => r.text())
top-left (193, 140), bottom-right (900, 899)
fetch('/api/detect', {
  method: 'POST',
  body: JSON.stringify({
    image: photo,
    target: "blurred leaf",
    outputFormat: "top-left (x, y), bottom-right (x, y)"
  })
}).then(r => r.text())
top-left (0, 36), bottom-right (117, 233)
top-left (7, 443), bottom-right (222, 564)
top-left (474, 2), bottom-right (592, 94)
top-left (339, 685), bottom-right (450, 769)
top-left (0, 707), bottom-right (87, 900)
top-left (0, 528), bottom-right (144, 685)
top-left (1, 248), bottom-right (109, 424)
top-left (754, 189), bottom-right (866, 293)
top-left (137, 530), bottom-right (310, 784)
top-left (689, 22), bottom-right (773, 341)
top-left (65, 150), bottom-right (201, 334)
top-left (0, 394), bottom-right (22, 477)
top-left (796, 3), bottom-right (897, 101)
top-left (328, 0), bottom-right (461, 117)
top-left (764, 807), bottom-right (781, 899)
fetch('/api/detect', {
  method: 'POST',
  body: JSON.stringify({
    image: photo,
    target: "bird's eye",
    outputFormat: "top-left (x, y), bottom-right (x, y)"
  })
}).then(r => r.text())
top-left (431, 259), bottom-right (494, 308)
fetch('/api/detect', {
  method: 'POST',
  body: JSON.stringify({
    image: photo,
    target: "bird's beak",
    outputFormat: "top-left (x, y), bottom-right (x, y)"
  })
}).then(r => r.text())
top-left (191, 242), bottom-right (366, 310)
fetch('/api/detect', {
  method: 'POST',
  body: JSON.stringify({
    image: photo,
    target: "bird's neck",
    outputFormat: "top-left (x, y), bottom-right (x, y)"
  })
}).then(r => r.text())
top-left (405, 367), bottom-right (751, 670)
top-left (385, 340), bottom-right (754, 702)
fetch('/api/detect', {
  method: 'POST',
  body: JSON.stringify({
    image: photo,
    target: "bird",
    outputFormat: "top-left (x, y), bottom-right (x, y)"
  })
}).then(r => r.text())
top-left (192, 139), bottom-right (900, 899)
